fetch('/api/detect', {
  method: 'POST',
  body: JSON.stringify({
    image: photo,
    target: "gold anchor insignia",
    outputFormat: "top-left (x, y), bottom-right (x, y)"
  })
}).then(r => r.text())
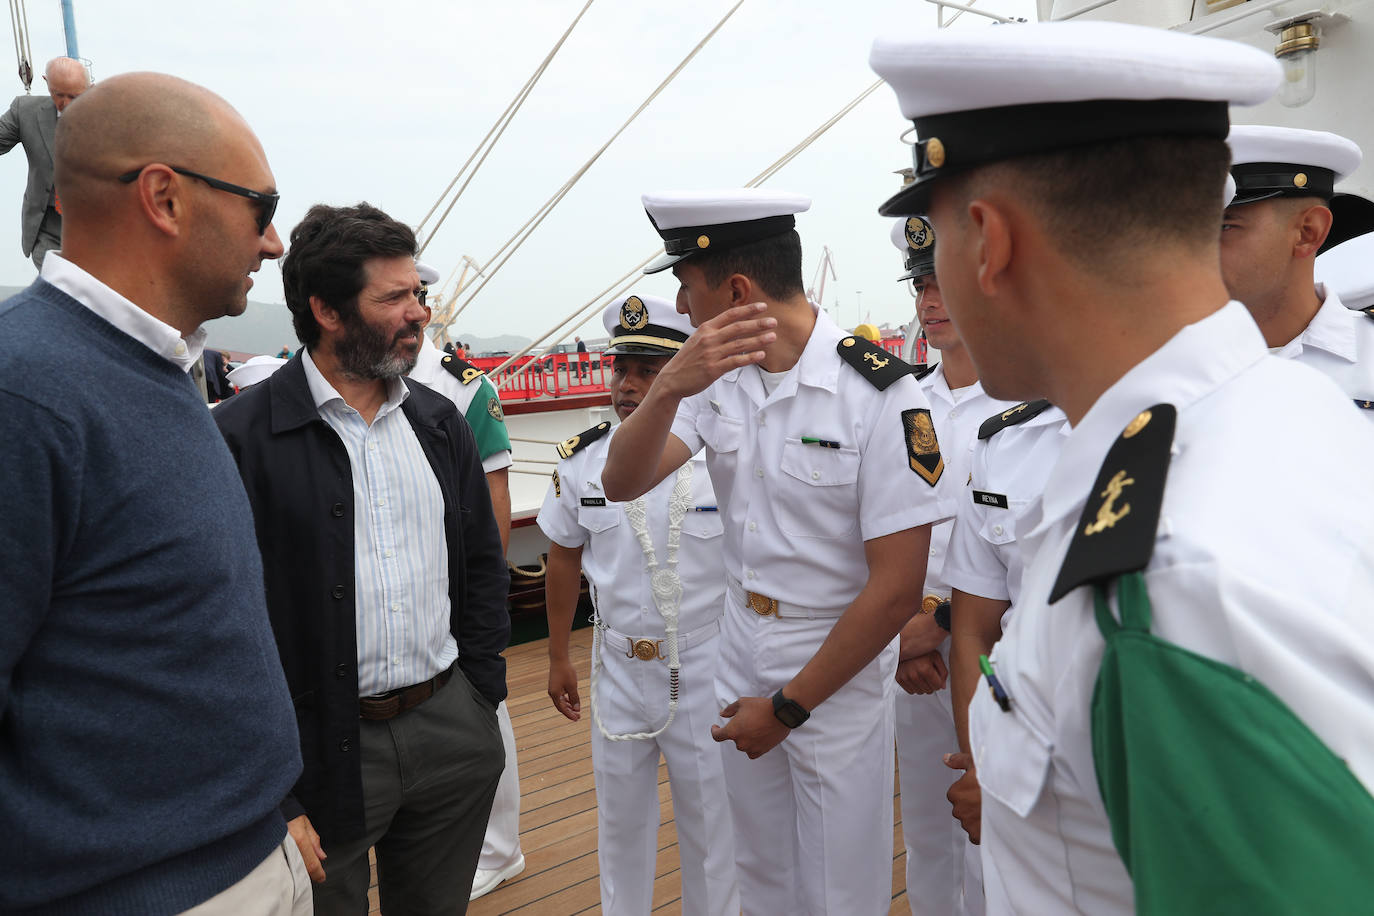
top-left (905, 217), bottom-right (933, 250)
top-left (1001, 403), bottom-right (1029, 421)
top-left (1085, 470), bottom-right (1134, 536)
top-left (628, 638), bottom-right (665, 661)
top-left (863, 351), bottom-right (890, 370)
top-left (620, 295), bottom-right (649, 331)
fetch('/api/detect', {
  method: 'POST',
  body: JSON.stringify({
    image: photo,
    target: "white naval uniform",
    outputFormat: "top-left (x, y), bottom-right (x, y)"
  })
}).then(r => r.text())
top-left (1270, 285), bottom-right (1374, 423)
top-left (536, 429), bottom-right (739, 916)
top-left (670, 307), bottom-right (955, 916)
top-left (942, 402), bottom-right (1068, 914)
top-left (969, 302), bottom-right (1374, 914)
top-left (897, 365), bottom-right (1014, 916)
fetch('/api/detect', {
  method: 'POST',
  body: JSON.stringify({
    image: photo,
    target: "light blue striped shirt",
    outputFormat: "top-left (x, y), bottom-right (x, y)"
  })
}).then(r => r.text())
top-left (302, 349), bottom-right (457, 696)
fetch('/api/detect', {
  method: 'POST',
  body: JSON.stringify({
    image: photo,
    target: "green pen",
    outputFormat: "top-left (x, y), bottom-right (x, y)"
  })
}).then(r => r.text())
top-left (800, 436), bottom-right (841, 449)
top-left (979, 654), bottom-right (1012, 713)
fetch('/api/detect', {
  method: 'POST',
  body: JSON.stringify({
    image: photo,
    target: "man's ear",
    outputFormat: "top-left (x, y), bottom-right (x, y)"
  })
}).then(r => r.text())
top-left (309, 295), bottom-right (343, 334)
top-left (132, 166), bottom-right (183, 238)
top-left (1293, 203), bottom-right (1334, 260)
top-left (967, 198), bottom-right (1013, 297)
top-left (725, 272), bottom-right (754, 305)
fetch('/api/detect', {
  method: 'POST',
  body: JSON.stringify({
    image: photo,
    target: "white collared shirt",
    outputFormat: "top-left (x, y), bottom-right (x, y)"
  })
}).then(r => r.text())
top-left (944, 404), bottom-right (1070, 614)
top-left (1271, 284), bottom-right (1374, 421)
top-left (970, 302), bottom-right (1374, 914)
top-left (669, 307), bottom-right (955, 610)
top-left (41, 252), bottom-right (207, 373)
top-left (917, 364), bottom-right (1018, 597)
top-left (538, 426), bottom-right (725, 637)
top-left (301, 348), bottom-right (456, 696)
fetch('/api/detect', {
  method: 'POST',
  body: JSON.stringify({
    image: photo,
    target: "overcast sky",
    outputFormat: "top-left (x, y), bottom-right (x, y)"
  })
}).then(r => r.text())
top-left (0, 0), bottom-right (1034, 342)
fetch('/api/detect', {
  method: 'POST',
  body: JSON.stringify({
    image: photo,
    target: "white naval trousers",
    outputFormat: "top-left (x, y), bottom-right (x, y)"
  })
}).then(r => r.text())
top-left (715, 588), bottom-right (898, 916)
top-left (590, 626), bottom-right (739, 916)
top-left (894, 639), bottom-right (983, 916)
top-left (476, 701), bottom-right (524, 871)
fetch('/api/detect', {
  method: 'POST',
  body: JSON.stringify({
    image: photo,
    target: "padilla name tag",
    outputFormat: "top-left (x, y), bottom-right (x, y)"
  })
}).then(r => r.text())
top-left (580, 497), bottom-right (607, 507)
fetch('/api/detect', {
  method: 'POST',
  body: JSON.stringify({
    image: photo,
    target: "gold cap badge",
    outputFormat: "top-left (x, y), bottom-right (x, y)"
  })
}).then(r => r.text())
top-left (905, 216), bottom-right (934, 251)
top-left (620, 295), bottom-right (649, 331)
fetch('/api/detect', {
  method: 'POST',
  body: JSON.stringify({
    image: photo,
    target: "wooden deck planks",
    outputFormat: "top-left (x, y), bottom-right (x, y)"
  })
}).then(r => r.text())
top-left (366, 628), bottom-right (917, 914)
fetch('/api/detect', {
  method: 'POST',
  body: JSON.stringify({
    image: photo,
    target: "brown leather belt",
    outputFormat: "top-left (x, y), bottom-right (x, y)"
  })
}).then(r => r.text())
top-left (359, 665), bottom-right (454, 721)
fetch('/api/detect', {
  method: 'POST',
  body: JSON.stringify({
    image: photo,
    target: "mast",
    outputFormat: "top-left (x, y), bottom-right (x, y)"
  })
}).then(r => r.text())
top-left (60, 0), bottom-right (77, 59)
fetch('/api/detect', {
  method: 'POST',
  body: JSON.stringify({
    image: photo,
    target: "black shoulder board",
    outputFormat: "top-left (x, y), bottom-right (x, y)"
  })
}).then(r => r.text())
top-left (978, 399), bottom-right (1053, 440)
top-left (441, 355), bottom-right (485, 386)
top-left (836, 336), bottom-right (913, 391)
top-left (556, 421), bottom-right (612, 460)
top-left (912, 362), bottom-right (939, 381)
top-left (1048, 404), bottom-right (1176, 604)
top-left (1362, 305), bottom-right (1374, 322)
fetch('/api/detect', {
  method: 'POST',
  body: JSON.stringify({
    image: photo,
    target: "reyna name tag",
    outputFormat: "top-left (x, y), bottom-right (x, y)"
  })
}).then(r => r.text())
top-left (972, 490), bottom-right (1009, 509)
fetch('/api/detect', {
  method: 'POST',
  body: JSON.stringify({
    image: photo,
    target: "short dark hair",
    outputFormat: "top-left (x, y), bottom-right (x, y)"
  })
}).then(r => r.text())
top-left (692, 229), bottom-right (805, 300)
top-left (965, 136), bottom-right (1230, 275)
top-left (280, 202), bottom-right (417, 348)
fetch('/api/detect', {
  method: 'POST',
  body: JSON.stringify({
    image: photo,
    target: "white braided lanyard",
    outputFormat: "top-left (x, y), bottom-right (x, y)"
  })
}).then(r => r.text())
top-left (589, 460), bottom-right (692, 741)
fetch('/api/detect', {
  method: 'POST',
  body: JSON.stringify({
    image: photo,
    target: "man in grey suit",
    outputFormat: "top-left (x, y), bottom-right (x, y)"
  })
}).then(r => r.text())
top-left (0, 57), bottom-right (88, 269)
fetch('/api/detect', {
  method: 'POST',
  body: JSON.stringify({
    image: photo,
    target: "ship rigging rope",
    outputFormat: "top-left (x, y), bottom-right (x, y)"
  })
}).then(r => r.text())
top-left (438, 0), bottom-right (746, 330)
top-left (415, 0), bottom-right (596, 253)
top-left (8, 0), bottom-right (32, 91)
top-left (488, 78), bottom-right (884, 389)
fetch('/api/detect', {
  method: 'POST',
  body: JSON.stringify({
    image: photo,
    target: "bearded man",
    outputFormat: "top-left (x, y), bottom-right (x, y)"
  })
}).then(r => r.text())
top-left (214, 202), bottom-right (509, 916)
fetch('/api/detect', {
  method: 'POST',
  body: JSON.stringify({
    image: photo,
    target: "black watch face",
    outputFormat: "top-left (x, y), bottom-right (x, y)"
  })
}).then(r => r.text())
top-left (773, 693), bottom-right (809, 729)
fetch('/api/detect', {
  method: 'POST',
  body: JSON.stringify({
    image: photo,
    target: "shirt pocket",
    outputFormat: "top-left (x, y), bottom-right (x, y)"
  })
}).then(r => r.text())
top-left (577, 506), bottom-right (621, 534)
top-left (681, 510), bottom-right (723, 540)
top-left (978, 503), bottom-right (1021, 547)
top-left (775, 438), bottom-right (860, 538)
top-left (975, 699), bottom-right (1054, 818)
top-left (699, 411), bottom-right (743, 454)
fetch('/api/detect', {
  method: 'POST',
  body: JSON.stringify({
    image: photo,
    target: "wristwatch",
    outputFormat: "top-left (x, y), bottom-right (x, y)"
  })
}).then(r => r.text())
top-left (771, 689), bottom-right (810, 729)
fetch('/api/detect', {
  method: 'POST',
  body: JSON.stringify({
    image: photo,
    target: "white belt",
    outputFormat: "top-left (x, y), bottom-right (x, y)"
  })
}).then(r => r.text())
top-left (726, 577), bottom-right (850, 619)
top-left (593, 616), bottom-right (721, 661)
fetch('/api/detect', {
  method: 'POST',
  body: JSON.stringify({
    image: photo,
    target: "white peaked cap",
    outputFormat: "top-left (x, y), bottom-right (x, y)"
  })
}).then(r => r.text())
top-left (601, 293), bottom-right (693, 355)
top-left (869, 21), bottom-right (1280, 216)
top-left (226, 355), bottom-right (287, 389)
top-left (415, 260), bottom-right (441, 286)
top-left (1316, 231), bottom-right (1374, 310)
top-left (641, 189), bottom-right (811, 274)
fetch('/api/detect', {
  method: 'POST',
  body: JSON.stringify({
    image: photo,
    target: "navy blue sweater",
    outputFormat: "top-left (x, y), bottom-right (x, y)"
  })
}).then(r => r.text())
top-left (0, 281), bottom-right (302, 914)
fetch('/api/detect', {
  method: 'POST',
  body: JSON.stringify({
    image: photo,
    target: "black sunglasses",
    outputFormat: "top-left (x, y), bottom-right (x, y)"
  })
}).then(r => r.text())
top-left (117, 165), bottom-right (279, 235)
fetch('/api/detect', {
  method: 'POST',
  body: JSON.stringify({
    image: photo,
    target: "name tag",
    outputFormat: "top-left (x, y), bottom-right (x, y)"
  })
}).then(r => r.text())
top-left (580, 497), bottom-right (607, 507)
top-left (972, 490), bottom-right (1009, 509)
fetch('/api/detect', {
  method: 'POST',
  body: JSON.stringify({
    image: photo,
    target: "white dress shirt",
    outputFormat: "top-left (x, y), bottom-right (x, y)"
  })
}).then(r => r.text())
top-left (944, 404), bottom-right (1070, 612)
top-left (302, 348), bottom-right (457, 696)
top-left (970, 302), bottom-right (1374, 914)
top-left (538, 427), bottom-right (725, 637)
top-left (1271, 284), bottom-right (1374, 422)
top-left (917, 364), bottom-right (1018, 597)
top-left (670, 307), bottom-right (955, 610)
top-left (41, 252), bottom-right (207, 373)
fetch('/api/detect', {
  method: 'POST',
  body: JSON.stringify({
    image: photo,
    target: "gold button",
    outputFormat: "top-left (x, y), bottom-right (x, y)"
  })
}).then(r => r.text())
top-left (1294, 172), bottom-right (1309, 188)
top-left (697, 234), bottom-right (710, 248)
top-left (842, 337), bottom-right (855, 348)
top-left (1123, 409), bottom-right (1152, 439)
top-left (926, 137), bottom-right (946, 169)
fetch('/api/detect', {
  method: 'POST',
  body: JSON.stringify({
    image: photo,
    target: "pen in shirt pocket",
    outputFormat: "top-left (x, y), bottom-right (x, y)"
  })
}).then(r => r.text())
top-left (979, 654), bottom-right (1012, 713)
top-left (800, 436), bottom-right (841, 449)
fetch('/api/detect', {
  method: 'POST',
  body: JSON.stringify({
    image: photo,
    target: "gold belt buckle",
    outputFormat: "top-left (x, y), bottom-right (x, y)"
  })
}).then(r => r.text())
top-left (747, 591), bottom-right (779, 617)
top-left (627, 638), bottom-right (665, 661)
top-left (920, 594), bottom-right (942, 615)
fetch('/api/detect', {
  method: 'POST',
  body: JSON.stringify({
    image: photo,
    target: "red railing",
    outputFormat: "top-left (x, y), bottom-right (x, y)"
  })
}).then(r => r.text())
top-left (477, 336), bottom-right (922, 401)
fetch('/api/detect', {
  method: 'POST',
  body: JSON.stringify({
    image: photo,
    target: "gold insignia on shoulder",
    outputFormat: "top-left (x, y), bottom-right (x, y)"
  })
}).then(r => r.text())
top-left (1122, 409), bottom-right (1151, 439)
top-left (620, 295), bottom-right (649, 331)
top-left (697, 234), bottom-right (710, 249)
top-left (460, 367), bottom-right (483, 385)
top-left (863, 351), bottom-right (890, 371)
top-left (442, 355), bottom-right (451, 363)
top-left (842, 337), bottom-right (855, 348)
top-left (905, 216), bottom-right (934, 251)
top-left (1294, 172), bottom-right (1309, 188)
top-left (557, 435), bottom-right (580, 460)
top-left (487, 398), bottom-right (504, 421)
top-left (901, 408), bottom-right (944, 486)
top-left (1085, 470), bottom-right (1134, 536)
top-left (1001, 403), bottom-right (1028, 422)
top-left (926, 137), bottom-right (946, 169)
top-left (552, 468), bottom-right (561, 497)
